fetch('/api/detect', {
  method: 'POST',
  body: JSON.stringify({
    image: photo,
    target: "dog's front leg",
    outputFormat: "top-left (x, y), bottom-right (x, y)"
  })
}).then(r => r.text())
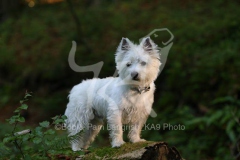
top-left (128, 120), bottom-right (147, 143)
top-left (107, 110), bottom-right (125, 148)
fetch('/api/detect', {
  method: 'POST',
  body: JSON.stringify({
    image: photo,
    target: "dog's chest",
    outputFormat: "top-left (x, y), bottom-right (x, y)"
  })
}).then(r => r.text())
top-left (121, 92), bottom-right (151, 124)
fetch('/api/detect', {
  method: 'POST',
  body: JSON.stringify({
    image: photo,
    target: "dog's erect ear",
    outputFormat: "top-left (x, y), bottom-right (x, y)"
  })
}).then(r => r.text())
top-left (115, 38), bottom-right (133, 68)
top-left (141, 37), bottom-right (155, 52)
top-left (120, 38), bottom-right (132, 51)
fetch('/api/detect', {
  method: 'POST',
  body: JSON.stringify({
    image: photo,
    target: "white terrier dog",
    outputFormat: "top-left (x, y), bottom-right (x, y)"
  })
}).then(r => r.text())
top-left (64, 37), bottom-right (161, 151)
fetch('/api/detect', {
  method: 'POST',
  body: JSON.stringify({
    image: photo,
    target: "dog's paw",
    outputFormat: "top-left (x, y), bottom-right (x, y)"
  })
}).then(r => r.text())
top-left (112, 140), bottom-right (125, 148)
top-left (72, 146), bottom-right (82, 151)
top-left (131, 138), bottom-right (146, 143)
top-left (72, 143), bottom-right (82, 151)
top-left (138, 139), bottom-right (146, 142)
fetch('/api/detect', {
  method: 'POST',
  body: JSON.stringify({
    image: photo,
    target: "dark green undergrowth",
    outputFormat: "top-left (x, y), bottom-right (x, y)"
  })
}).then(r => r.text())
top-left (0, 92), bottom-right (84, 159)
top-left (0, 0), bottom-right (240, 159)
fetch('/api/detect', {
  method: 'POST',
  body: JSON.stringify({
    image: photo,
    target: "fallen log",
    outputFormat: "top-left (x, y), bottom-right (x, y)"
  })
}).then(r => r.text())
top-left (83, 141), bottom-right (184, 160)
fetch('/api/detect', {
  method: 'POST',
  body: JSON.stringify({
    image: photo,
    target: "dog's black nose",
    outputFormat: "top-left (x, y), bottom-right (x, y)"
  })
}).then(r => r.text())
top-left (131, 72), bottom-right (139, 80)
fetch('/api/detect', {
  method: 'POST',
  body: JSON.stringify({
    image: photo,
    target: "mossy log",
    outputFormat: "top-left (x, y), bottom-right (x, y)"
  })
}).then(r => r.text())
top-left (83, 141), bottom-right (184, 160)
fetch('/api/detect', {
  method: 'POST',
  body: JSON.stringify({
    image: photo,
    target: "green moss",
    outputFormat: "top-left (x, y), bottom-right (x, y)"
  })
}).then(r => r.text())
top-left (84, 141), bottom-right (155, 159)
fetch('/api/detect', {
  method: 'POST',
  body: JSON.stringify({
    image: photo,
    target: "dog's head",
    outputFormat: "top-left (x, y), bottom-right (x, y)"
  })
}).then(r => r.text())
top-left (115, 37), bottom-right (161, 86)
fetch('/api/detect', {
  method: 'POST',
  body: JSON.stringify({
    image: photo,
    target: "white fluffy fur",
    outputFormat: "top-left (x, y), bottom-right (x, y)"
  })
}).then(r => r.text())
top-left (64, 37), bottom-right (161, 151)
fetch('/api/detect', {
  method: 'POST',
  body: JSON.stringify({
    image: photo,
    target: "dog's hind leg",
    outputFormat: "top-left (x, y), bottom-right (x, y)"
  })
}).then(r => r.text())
top-left (71, 135), bottom-right (84, 151)
top-left (82, 117), bottom-right (104, 149)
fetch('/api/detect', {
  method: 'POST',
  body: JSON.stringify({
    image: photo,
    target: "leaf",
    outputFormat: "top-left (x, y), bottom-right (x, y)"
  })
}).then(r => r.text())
top-left (61, 115), bottom-right (68, 120)
top-left (220, 111), bottom-right (232, 124)
top-left (52, 115), bottom-right (68, 124)
top-left (3, 136), bottom-right (15, 144)
top-left (33, 137), bottom-right (42, 144)
top-left (24, 93), bottom-right (32, 99)
top-left (226, 120), bottom-right (235, 134)
top-left (34, 127), bottom-right (43, 136)
top-left (0, 143), bottom-right (11, 154)
top-left (185, 117), bottom-right (205, 126)
top-left (35, 126), bottom-right (42, 131)
top-left (226, 120), bottom-right (236, 142)
top-left (22, 134), bottom-right (30, 142)
top-left (206, 110), bottom-right (223, 126)
top-left (52, 115), bottom-right (59, 120)
top-left (6, 115), bottom-right (20, 124)
top-left (45, 139), bottom-right (52, 146)
top-left (211, 96), bottom-right (235, 105)
top-left (226, 130), bottom-right (235, 142)
top-left (19, 104), bottom-right (28, 110)
top-left (6, 118), bottom-right (16, 124)
top-left (17, 117), bottom-right (25, 123)
top-left (44, 129), bottom-right (55, 135)
top-left (14, 109), bottom-right (20, 113)
top-left (53, 119), bottom-right (65, 124)
top-left (39, 121), bottom-right (50, 128)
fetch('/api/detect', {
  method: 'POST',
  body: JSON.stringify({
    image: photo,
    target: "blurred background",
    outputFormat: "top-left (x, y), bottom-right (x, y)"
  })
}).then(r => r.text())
top-left (0, 0), bottom-right (240, 159)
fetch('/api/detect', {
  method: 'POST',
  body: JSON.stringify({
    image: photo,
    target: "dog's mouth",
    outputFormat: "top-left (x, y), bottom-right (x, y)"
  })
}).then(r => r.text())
top-left (132, 78), bottom-right (140, 81)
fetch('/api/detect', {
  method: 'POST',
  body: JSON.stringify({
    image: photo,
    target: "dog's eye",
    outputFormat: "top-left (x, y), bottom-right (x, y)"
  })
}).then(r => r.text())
top-left (126, 62), bottom-right (131, 67)
top-left (141, 61), bottom-right (147, 66)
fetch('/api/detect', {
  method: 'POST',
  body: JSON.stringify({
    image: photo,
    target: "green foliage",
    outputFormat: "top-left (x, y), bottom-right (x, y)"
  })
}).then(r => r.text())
top-left (147, 97), bottom-right (240, 160)
top-left (0, 92), bottom-right (83, 159)
top-left (6, 93), bottom-right (31, 125)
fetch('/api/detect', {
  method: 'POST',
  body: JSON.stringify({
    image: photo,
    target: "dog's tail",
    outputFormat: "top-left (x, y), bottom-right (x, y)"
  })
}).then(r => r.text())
top-left (64, 99), bottom-right (94, 136)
